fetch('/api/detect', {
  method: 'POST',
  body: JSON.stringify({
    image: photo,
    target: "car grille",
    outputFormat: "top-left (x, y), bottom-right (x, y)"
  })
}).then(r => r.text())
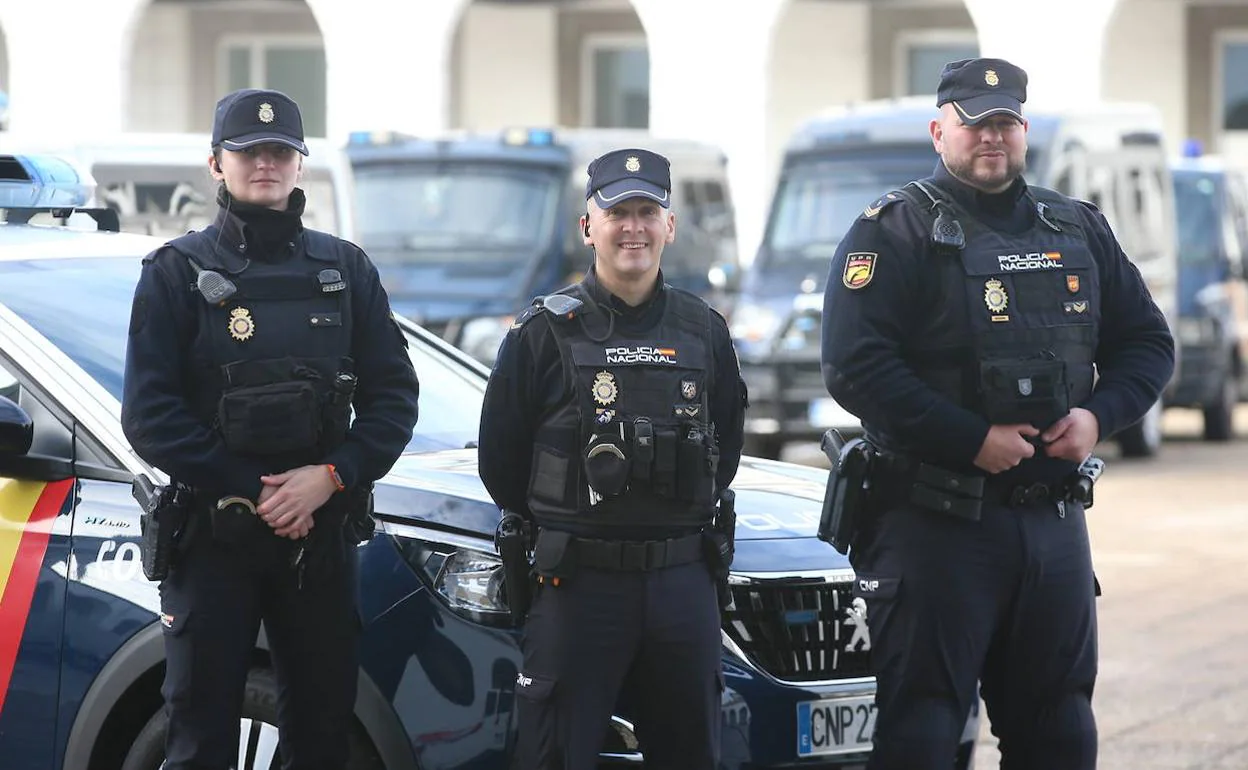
top-left (723, 574), bottom-right (872, 682)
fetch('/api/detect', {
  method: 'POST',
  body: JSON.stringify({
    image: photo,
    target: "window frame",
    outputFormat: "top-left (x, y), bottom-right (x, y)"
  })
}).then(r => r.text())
top-left (216, 33), bottom-right (327, 137)
top-left (579, 32), bottom-right (649, 129)
top-left (892, 29), bottom-right (980, 98)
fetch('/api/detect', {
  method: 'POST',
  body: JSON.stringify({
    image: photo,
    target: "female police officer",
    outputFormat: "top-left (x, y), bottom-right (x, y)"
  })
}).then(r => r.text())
top-left (478, 148), bottom-right (747, 769)
top-left (121, 88), bottom-right (419, 770)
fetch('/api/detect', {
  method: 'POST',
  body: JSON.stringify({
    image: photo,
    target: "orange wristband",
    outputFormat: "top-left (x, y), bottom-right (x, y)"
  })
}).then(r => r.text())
top-left (326, 464), bottom-right (346, 492)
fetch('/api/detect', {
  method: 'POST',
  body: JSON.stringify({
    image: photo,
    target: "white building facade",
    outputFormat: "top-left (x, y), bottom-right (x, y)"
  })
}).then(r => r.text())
top-left (0, 0), bottom-right (1240, 254)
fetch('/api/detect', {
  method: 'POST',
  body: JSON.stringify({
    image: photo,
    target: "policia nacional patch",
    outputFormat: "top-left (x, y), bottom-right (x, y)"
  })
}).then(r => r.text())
top-left (842, 252), bottom-right (877, 290)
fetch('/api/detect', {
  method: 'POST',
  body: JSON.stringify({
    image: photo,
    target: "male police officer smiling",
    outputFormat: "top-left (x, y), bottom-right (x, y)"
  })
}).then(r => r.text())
top-left (478, 148), bottom-right (747, 769)
top-left (122, 88), bottom-right (419, 770)
top-left (820, 59), bottom-right (1174, 769)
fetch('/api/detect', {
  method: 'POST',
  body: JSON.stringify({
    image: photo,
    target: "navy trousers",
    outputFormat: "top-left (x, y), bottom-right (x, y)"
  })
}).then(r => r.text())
top-left (851, 499), bottom-right (1098, 770)
top-left (513, 561), bottom-right (723, 770)
top-left (159, 519), bottom-right (359, 770)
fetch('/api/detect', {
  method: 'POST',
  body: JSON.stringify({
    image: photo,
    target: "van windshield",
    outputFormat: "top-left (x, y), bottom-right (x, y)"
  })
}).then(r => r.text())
top-left (352, 162), bottom-right (562, 268)
top-left (1172, 171), bottom-right (1223, 265)
top-left (93, 164), bottom-right (341, 238)
top-left (764, 148), bottom-right (936, 263)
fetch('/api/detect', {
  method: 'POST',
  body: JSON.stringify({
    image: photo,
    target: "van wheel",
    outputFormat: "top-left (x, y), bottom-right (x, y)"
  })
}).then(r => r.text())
top-left (1117, 400), bottom-right (1163, 458)
top-left (120, 667), bottom-right (382, 770)
top-left (1203, 370), bottom-right (1237, 442)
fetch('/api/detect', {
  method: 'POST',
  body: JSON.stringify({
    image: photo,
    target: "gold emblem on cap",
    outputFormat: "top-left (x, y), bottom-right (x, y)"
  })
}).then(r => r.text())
top-left (592, 371), bottom-right (618, 406)
top-left (228, 307), bottom-right (256, 341)
top-left (624, 156), bottom-right (641, 173)
top-left (985, 70), bottom-right (1000, 87)
top-left (258, 102), bottom-right (275, 123)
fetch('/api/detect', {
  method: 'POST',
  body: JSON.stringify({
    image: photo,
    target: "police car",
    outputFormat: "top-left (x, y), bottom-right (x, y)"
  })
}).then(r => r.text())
top-left (0, 155), bottom-right (976, 768)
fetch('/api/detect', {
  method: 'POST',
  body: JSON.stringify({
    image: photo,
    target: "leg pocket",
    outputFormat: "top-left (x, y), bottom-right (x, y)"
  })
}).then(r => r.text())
top-left (514, 672), bottom-right (562, 770)
top-left (850, 574), bottom-right (903, 668)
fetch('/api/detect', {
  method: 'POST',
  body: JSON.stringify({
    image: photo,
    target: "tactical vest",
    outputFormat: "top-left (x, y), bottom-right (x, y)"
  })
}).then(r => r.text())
top-left (527, 284), bottom-right (720, 534)
top-left (897, 181), bottom-right (1100, 427)
top-left (165, 226), bottom-right (357, 468)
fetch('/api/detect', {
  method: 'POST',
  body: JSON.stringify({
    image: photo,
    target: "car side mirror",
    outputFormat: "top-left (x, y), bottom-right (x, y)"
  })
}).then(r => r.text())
top-left (0, 395), bottom-right (33, 456)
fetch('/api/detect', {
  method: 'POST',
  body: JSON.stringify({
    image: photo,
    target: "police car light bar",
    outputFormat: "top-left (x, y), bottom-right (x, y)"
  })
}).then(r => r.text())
top-left (0, 153), bottom-right (96, 208)
top-left (501, 127), bottom-right (555, 147)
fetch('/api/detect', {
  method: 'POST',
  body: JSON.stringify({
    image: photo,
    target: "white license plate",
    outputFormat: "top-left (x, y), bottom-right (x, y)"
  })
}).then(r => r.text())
top-left (808, 397), bottom-right (856, 429)
top-left (796, 695), bottom-right (877, 757)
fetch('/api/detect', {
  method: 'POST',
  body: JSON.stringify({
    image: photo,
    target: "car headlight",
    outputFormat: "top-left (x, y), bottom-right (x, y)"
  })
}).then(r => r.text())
top-left (389, 523), bottom-right (512, 626)
top-left (458, 315), bottom-right (514, 366)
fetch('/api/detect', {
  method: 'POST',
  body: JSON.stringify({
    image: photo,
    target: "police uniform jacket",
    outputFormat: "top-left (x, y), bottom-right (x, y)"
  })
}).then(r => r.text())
top-left (121, 188), bottom-right (420, 500)
top-left (479, 267), bottom-right (747, 539)
top-left (821, 162), bottom-right (1175, 482)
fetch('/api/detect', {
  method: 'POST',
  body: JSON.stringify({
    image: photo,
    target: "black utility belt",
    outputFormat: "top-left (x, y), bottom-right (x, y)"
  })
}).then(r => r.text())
top-left (533, 528), bottom-right (706, 573)
top-left (877, 457), bottom-right (1090, 520)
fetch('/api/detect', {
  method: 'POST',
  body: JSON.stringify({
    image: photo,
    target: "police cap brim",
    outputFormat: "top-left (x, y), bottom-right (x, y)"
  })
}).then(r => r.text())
top-left (220, 133), bottom-right (310, 156)
top-left (951, 94), bottom-right (1024, 126)
top-left (592, 179), bottom-right (670, 209)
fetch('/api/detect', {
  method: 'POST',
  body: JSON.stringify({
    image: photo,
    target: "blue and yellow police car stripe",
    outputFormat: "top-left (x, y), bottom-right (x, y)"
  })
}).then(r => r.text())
top-left (0, 477), bottom-right (72, 713)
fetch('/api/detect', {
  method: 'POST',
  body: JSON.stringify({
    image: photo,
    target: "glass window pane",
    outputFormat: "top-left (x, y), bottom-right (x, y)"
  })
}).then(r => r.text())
top-left (906, 42), bottom-right (979, 96)
top-left (1223, 42), bottom-right (1248, 130)
top-left (264, 46), bottom-right (328, 136)
top-left (593, 47), bottom-right (649, 129)
top-left (227, 46), bottom-right (252, 92)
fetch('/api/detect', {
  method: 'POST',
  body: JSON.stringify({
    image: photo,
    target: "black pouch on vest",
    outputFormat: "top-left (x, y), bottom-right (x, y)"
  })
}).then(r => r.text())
top-left (979, 357), bottom-right (1069, 426)
top-left (652, 427), bottom-right (678, 497)
top-left (631, 417), bottom-right (654, 484)
top-left (584, 431), bottom-right (631, 499)
top-left (218, 380), bottom-right (322, 455)
top-left (676, 426), bottom-right (716, 505)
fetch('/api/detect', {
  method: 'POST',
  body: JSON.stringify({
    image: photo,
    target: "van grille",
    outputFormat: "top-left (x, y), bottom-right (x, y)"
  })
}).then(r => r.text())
top-left (723, 575), bottom-right (872, 682)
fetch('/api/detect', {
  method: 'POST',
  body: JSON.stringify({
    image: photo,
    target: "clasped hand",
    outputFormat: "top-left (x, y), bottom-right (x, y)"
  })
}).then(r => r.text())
top-left (973, 408), bottom-right (1100, 474)
top-left (256, 465), bottom-right (338, 539)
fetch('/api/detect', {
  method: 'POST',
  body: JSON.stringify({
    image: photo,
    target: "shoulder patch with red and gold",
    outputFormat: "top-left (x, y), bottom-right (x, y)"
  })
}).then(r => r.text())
top-left (860, 191), bottom-right (905, 221)
top-left (842, 252), bottom-right (878, 290)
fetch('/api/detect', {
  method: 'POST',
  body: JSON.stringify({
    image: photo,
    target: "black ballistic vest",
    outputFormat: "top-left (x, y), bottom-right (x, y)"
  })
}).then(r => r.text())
top-left (165, 226), bottom-right (356, 470)
top-left (527, 284), bottom-right (719, 534)
top-left (901, 183), bottom-right (1099, 433)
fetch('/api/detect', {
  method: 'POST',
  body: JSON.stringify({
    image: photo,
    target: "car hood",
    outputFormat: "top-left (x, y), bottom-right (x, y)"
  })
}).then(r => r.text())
top-left (375, 449), bottom-right (837, 548)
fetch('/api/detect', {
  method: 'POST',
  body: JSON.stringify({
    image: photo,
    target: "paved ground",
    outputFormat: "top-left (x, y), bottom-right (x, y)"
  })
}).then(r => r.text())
top-left (784, 406), bottom-right (1248, 770)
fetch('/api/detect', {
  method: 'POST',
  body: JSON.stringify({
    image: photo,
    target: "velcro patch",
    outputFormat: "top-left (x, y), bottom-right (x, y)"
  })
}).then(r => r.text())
top-left (842, 252), bottom-right (877, 290)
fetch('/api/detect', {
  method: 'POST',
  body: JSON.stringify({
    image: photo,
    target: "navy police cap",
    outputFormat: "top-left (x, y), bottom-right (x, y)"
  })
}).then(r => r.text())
top-left (936, 58), bottom-right (1028, 126)
top-left (585, 148), bottom-right (671, 209)
top-left (211, 88), bottom-right (308, 156)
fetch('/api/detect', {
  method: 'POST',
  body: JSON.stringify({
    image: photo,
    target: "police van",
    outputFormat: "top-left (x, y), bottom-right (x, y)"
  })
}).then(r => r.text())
top-left (344, 127), bottom-right (740, 363)
top-left (1166, 154), bottom-right (1248, 440)
top-left (734, 97), bottom-right (1179, 459)
top-left (0, 132), bottom-right (357, 240)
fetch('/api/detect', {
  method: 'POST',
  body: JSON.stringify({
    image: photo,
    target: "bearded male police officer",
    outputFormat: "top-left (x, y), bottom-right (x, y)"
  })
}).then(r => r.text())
top-left (478, 148), bottom-right (747, 769)
top-left (820, 59), bottom-right (1174, 769)
top-left (121, 89), bottom-right (419, 770)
